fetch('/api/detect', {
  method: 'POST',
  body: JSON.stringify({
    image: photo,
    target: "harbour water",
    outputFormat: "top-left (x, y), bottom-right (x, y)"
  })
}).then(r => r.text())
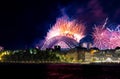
top-left (0, 63), bottom-right (120, 79)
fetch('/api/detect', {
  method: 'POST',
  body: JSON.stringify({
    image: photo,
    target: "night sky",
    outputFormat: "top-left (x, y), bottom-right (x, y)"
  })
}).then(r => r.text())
top-left (0, 0), bottom-right (120, 50)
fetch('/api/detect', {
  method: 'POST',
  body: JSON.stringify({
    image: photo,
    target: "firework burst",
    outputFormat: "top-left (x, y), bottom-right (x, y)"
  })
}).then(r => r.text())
top-left (46, 16), bottom-right (86, 42)
top-left (93, 23), bottom-right (120, 50)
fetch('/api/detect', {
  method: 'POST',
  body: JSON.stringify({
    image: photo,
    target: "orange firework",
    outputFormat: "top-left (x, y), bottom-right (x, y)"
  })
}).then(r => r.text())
top-left (46, 16), bottom-right (86, 42)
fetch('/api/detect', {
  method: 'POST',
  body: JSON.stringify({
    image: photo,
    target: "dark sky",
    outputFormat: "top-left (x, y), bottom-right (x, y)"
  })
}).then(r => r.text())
top-left (0, 0), bottom-right (120, 49)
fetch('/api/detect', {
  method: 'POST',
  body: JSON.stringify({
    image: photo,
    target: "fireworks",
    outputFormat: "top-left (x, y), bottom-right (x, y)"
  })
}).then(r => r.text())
top-left (93, 24), bottom-right (120, 50)
top-left (46, 16), bottom-right (86, 42)
top-left (40, 16), bottom-right (86, 49)
top-left (40, 15), bottom-right (120, 50)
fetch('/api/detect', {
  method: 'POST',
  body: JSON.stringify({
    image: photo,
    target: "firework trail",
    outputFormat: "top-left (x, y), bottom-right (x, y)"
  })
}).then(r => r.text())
top-left (45, 16), bottom-right (86, 43)
top-left (93, 20), bottom-right (120, 50)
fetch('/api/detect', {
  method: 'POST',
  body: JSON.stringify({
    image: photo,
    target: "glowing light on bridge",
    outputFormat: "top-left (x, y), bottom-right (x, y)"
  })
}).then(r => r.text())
top-left (40, 16), bottom-right (86, 49)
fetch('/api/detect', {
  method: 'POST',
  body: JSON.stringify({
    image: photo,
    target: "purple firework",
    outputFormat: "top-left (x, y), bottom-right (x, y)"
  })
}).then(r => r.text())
top-left (93, 24), bottom-right (120, 50)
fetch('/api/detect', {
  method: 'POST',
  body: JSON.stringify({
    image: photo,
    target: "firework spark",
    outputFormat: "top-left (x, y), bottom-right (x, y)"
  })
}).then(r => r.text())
top-left (93, 23), bottom-right (120, 50)
top-left (46, 16), bottom-right (86, 42)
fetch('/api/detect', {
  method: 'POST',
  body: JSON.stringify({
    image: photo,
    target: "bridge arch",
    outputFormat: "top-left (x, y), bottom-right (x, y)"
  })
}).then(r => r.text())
top-left (41, 36), bottom-right (79, 50)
